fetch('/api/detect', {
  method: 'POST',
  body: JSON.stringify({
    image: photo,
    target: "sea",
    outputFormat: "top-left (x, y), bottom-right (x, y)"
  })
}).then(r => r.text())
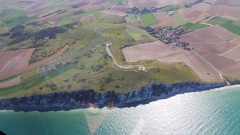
top-left (1, 86), bottom-right (240, 135)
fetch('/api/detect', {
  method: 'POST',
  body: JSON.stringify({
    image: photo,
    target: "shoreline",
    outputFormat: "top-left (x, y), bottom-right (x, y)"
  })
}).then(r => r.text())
top-left (0, 81), bottom-right (239, 112)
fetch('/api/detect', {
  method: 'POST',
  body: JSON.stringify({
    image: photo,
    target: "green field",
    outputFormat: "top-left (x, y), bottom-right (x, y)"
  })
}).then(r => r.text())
top-left (58, 8), bottom-right (102, 25)
top-left (206, 16), bottom-right (232, 25)
top-left (172, 12), bottom-right (189, 25)
top-left (233, 20), bottom-right (240, 27)
top-left (0, 75), bottom-right (19, 83)
top-left (181, 22), bottom-right (208, 31)
top-left (221, 23), bottom-right (240, 35)
top-left (105, 0), bottom-right (126, 5)
top-left (125, 14), bottom-right (137, 23)
top-left (0, 64), bottom-right (75, 96)
top-left (125, 25), bottom-right (156, 41)
top-left (140, 14), bottom-right (159, 26)
top-left (0, 9), bottom-right (33, 26)
top-left (161, 5), bottom-right (176, 12)
top-left (206, 17), bottom-right (240, 35)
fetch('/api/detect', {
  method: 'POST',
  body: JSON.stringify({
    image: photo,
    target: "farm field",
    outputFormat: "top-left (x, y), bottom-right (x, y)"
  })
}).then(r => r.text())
top-left (153, 12), bottom-right (179, 27)
top-left (208, 5), bottom-right (240, 18)
top-left (171, 12), bottom-right (189, 25)
top-left (122, 41), bottom-right (219, 82)
top-left (1, 0), bottom-right (240, 100)
top-left (0, 46), bottom-right (68, 80)
top-left (0, 49), bottom-right (35, 76)
top-left (128, 0), bottom-right (192, 8)
top-left (140, 14), bottom-right (159, 26)
top-left (125, 25), bottom-right (156, 41)
top-left (125, 14), bottom-right (137, 23)
top-left (221, 23), bottom-right (240, 35)
top-left (0, 76), bottom-right (21, 88)
top-left (180, 22), bottom-right (208, 31)
top-left (105, 0), bottom-right (126, 5)
top-left (181, 26), bottom-right (240, 78)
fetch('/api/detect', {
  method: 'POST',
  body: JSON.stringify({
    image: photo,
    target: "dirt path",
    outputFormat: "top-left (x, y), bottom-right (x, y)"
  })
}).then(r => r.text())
top-left (106, 43), bottom-right (146, 72)
top-left (193, 50), bottom-right (230, 85)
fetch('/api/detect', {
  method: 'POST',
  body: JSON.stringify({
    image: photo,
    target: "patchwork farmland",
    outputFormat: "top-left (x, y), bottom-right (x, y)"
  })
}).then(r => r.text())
top-left (1, 0), bottom-right (240, 100)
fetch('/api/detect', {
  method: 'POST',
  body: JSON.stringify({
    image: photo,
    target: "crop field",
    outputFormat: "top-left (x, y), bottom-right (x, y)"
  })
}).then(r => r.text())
top-left (214, 0), bottom-right (240, 6)
top-left (0, 1), bottom-right (33, 9)
top-left (128, 0), bottom-right (192, 8)
top-left (206, 16), bottom-right (232, 25)
top-left (128, 0), bottom-right (159, 8)
top-left (153, 12), bottom-right (179, 27)
top-left (180, 22), bottom-right (208, 31)
top-left (0, 49), bottom-right (35, 78)
top-left (171, 12), bottom-right (189, 25)
top-left (0, 64), bottom-right (75, 97)
top-left (181, 26), bottom-right (240, 78)
top-left (0, 9), bottom-right (32, 26)
top-left (0, 76), bottom-right (21, 88)
top-left (233, 20), bottom-right (240, 27)
top-left (204, 17), bottom-right (240, 35)
top-left (125, 14), bottom-right (137, 23)
top-left (161, 5), bottom-right (176, 12)
top-left (1, 0), bottom-right (240, 100)
top-left (105, 0), bottom-right (126, 5)
top-left (208, 5), bottom-right (240, 18)
top-left (122, 41), bottom-right (220, 82)
top-left (181, 26), bottom-right (239, 44)
top-left (140, 14), bottom-right (159, 26)
top-left (125, 25), bottom-right (156, 41)
top-left (220, 23), bottom-right (240, 35)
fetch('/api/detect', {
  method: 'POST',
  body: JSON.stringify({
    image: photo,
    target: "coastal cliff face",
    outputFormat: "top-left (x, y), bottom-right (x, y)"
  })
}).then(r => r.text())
top-left (0, 82), bottom-right (226, 112)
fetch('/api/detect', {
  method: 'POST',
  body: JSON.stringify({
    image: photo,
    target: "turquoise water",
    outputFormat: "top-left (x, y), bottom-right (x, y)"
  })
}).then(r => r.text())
top-left (1, 87), bottom-right (240, 135)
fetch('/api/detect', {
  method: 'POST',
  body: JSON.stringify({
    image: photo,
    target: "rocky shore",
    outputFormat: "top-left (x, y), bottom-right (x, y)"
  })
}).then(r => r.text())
top-left (0, 82), bottom-right (233, 112)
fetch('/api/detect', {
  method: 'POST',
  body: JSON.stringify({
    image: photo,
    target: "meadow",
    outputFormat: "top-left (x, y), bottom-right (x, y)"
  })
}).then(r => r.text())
top-left (140, 14), bottom-right (159, 26)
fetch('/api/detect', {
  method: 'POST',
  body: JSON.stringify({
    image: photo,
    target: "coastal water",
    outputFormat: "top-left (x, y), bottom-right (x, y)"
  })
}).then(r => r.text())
top-left (1, 87), bottom-right (240, 135)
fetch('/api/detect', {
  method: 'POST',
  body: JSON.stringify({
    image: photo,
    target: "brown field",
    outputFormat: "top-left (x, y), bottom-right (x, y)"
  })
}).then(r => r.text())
top-left (208, 5), bottom-right (240, 18)
top-left (128, 0), bottom-right (192, 8)
top-left (122, 41), bottom-right (221, 81)
top-left (181, 26), bottom-right (238, 43)
top-left (184, 10), bottom-right (203, 20)
top-left (0, 48), bottom-right (35, 76)
top-left (98, 2), bottom-right (115, 9)
top-left (153, 12), bottom-right (179, 27)
top-left (221, 46), bottom-right (240, 62)
top-left (182, 9), bottom-right (210, 24)
top-left (0, 46), bottom-right (68, 80)
top-left (0, 77), bottom-right (21, 88)
top-left (111, 5), bottom-right (128, 12)
top-left (203, 0), bottom-right (218, 4)
top-left (101, 5), bottom-right (128, 17)
top-left (214, 0), bottom-right (240, 5)
top-left (128, 0), bottom-right (158, 8)
top-left (180, 3), bottom-right (212, 22)
top-left (181, 26), bottom-right (240, 78)
top-left (191, 13), bottom-right (210, 23)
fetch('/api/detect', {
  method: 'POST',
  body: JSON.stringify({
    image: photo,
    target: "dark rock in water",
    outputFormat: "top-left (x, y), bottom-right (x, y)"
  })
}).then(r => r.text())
top-left (0, 82), bottom-right (228, 112)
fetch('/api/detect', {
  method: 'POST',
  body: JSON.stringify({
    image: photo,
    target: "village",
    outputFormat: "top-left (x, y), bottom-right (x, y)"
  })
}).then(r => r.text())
top-left (126, 7), bottom-right (177, 16)
top-left (145, 26), bottom-right (192, 50)
top-left (184, 0), bottom-right (204, 8)
top-left (127, 7), bottom-right (162, 14)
